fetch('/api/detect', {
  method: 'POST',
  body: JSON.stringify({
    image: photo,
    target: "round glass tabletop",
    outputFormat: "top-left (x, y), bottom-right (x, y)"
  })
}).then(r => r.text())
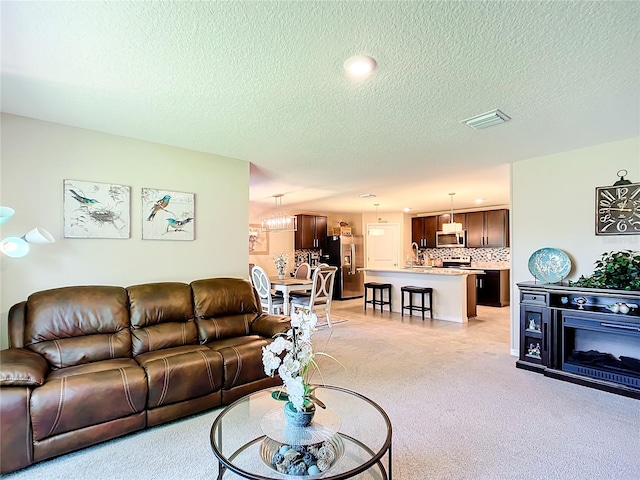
top-left (210, 385), bottom-right (392, 480)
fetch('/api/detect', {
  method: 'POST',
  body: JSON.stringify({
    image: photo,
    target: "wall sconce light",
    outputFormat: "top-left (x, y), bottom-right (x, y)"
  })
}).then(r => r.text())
top-left (0, 206), bottom-right (55, 258)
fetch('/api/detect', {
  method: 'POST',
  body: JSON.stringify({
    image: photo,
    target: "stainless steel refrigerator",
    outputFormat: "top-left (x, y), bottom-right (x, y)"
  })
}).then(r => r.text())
top-left (327, 234), bottom-right (365, 300)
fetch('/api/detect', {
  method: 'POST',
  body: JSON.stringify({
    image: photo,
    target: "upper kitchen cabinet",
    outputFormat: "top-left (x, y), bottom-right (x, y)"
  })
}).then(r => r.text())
top-left (412, 216), bottom-right (437, 248)
top-left (466, 209), bottom-right (509, 248)
top-left (295, 214), bottom-right (328, 251)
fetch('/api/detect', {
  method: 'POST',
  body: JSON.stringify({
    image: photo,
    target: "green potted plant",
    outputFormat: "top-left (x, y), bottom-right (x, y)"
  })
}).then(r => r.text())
top-left (569, 250), bottom-right (640, 291)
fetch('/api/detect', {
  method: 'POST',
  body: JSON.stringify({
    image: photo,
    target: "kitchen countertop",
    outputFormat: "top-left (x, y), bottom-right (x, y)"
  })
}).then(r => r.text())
top-left (468, 262), bottom-right (510, 270)
top-left (362, 267), bottom-right (485, 275)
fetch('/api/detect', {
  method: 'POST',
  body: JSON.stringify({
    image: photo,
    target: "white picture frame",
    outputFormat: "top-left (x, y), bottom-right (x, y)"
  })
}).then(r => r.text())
top-left (141, 188), bottom-right (195, 240)
top-left (63, 179), bottom-right (131, 239)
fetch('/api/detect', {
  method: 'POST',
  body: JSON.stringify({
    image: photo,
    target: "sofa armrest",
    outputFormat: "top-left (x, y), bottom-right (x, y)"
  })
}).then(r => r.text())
top-left (0, 348), bottom-right (49, 387)
top-left (250, 314), bottom-right (290, 338)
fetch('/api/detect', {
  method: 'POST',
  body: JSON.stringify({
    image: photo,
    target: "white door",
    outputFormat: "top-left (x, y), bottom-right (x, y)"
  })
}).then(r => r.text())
top-left (366, 223), bottom-right (400, 269)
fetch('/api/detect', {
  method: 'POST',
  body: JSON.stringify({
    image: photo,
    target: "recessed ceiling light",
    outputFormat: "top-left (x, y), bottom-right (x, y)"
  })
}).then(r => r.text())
top-left (403, 207), bottom-right (411, 212)
top-left (359, 193), bottom-right (377, 198)
top-left (344, 56), bottom-right (377, 77)
top-left (475, 198), bottom-right (484, 204)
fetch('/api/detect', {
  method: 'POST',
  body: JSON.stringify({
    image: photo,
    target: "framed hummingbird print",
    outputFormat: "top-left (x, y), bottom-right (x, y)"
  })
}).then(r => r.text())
top-left (64, 179), bottom-right (131, 239)
top-left (142, 188), bottom-right (195, 241)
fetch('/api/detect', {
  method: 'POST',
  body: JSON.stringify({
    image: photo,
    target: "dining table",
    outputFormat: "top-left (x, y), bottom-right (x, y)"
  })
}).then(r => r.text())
top-left (269, 276), bottom-right (313, 315)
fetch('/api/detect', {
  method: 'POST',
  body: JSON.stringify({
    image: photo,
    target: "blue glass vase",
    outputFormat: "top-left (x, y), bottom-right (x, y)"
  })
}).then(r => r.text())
top-left (283, 401), bottom-right (315, 427)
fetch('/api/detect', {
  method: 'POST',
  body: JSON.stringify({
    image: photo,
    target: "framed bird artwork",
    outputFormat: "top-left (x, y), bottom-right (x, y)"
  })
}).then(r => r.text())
top-left (64, 179), bottom-right (131, 239)
top-left (141, 188), bottom-right (195, 241)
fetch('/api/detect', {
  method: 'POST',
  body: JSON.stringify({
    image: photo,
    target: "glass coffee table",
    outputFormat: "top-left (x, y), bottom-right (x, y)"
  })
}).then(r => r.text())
top-left (210, 385), bottom-right (392, 479)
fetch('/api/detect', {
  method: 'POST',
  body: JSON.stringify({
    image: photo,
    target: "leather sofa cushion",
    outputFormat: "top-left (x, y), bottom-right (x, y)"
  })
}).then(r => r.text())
top-left (128, 282), bottom-right (197, 356)
top-left (192, 278), bottom-right (259, 317)
top-left (211, 338), bottom-right (272, 389)
top-left (250, 313), bottom-right (290, 338)
top-left (30, 359), bottom-right (147, 442)
top-left (135, 345), bottom-right (223, 409)
top-left (0, 349), bottom-right (49, 386)
top-left (204, 335), bottom-right (265, 350)
top-left (25, 286), bottom-right (131, 368)
top-left (192, 278), bottom-right (259, 341)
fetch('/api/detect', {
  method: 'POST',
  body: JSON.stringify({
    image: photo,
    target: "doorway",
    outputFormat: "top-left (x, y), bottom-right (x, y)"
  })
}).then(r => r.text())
top-left (366, 223), bottom-right (399, 269)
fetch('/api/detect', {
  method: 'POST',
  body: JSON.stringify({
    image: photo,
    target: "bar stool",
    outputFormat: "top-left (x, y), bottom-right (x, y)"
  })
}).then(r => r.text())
top-left (401, 286), bottom-right (433, 320)
top-left (364, 282), bottom-right (392, 312)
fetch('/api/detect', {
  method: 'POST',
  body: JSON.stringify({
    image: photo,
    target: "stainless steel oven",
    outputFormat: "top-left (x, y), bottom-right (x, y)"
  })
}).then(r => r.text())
top-left (436, 230), bottom-right (466, 248)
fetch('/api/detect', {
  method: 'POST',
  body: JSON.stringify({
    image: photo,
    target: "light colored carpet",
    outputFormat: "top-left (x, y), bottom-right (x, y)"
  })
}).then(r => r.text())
top-left (315, 310), bottom-right (348, 329)
top-left (3, 301), bottom-right (639, 480)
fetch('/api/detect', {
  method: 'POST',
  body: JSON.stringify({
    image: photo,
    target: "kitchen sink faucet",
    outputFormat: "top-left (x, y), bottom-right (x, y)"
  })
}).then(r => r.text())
top-left (411, 242), bottom-right (419, 269)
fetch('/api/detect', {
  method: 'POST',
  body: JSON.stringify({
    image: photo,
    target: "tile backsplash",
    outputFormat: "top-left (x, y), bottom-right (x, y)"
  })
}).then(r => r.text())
top-left (422, 247), bottom-right (510, 263)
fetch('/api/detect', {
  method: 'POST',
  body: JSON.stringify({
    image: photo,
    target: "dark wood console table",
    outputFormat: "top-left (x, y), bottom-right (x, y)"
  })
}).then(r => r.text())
top-left (517, 282), bottom-right (640, 399)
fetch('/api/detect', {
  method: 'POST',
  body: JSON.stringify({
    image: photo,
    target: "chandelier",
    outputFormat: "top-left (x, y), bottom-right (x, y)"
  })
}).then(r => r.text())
top-left (261, 194), bottom-right (297, 232)
top-left (442, 193), bottom-right (463, 233)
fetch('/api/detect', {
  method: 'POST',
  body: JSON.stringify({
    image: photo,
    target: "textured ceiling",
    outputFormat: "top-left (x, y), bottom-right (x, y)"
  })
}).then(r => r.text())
top-left (2, 1), bottom-right (639, 215)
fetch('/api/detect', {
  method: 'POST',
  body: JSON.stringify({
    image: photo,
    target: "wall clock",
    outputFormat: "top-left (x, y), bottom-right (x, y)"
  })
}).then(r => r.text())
top-left (595, 181), bottom-right (640, 235)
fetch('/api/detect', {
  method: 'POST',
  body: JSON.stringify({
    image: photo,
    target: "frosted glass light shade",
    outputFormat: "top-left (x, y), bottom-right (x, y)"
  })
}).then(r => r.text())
top-left (0, 237), bottom-right (30, 258)
top-left (0, 206), bottom-right (15, 225)
top-left (24, 227), bottom-right (55, 244)
top-left (442, 222), bottom-right (462, 233)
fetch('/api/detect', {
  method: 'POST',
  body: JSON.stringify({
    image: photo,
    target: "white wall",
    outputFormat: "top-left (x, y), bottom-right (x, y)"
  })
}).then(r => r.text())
top-left (0, 114), bottom-right (250, 348)
top-left (510, 137), bottom-right (640, 354)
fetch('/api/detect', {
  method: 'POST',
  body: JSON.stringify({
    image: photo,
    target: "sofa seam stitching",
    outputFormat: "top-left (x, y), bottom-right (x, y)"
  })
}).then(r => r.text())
top-left (53, 339), bottom-right (63, 368)
top-left (119, 368), bottom-right (136, 413)
top-left (26, 388), bottom-right (33, 463)
top-left (228, 346), bottom-right (242, 388)
top-left (157, 358), bottom-right (169, 407)
top-left (45, 377), bottom-right (65, 439)
top-left (196, 350), bottom-right (216, 391)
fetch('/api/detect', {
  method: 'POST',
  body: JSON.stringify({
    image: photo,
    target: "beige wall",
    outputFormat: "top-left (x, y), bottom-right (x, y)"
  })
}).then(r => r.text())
top-left (0, 114), bottom-right (250, 348)
top-left (510, 136), bottom-right (640, 354)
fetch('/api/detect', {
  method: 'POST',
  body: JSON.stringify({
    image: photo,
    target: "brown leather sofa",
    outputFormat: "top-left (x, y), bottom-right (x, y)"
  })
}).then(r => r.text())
top-left (0, 277), bottom-right (289, 474)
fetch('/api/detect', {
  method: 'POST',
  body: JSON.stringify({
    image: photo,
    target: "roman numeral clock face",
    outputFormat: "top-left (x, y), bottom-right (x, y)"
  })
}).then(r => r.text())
top-left (596, 183), bottom-right (640, 235)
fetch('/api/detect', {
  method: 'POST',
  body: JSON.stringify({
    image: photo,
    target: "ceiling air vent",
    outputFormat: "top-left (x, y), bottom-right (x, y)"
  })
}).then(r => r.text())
top-left (461, 109), bottom-right (510, 129)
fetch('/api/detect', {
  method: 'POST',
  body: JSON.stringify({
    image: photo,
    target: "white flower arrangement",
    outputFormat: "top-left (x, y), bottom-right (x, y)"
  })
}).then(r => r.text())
top-left (273, 252), bottom-right (289, 275)
top-left (262, 308), bottom-right (339, 412)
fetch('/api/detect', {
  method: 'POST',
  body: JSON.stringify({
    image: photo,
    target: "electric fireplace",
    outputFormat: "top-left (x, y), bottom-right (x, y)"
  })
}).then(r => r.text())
top-left (517, 282), bottom-right (640, 399)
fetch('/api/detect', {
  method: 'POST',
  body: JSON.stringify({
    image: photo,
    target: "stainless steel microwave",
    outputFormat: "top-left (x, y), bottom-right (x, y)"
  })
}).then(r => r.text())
top-left (436, 230), bottom-right (466, 248)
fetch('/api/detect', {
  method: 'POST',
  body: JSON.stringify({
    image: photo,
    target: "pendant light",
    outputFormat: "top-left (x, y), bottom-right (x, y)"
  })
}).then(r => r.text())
top-left (442, 193), bottom-right (463, 233)
top-left (261, 194), bottom-right (297, 232)
top-left (368, 204), bottom-right (385, 236)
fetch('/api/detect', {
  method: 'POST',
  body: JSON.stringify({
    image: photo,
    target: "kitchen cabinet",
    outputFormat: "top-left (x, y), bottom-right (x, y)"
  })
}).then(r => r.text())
top-left (466, 209), bottom-right (509, 248)
top-left (466, 274), bottom-right (477, 318)
top-left (476, 269), bottom-right (510, 307)
top-left (295, 214), bottom-right (327, 251)
top-left (411, 216), bottom-right (437, 248)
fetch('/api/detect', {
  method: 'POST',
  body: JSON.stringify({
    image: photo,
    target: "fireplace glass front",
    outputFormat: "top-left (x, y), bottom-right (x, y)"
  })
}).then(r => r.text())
top-left (561, 313), bottom-right (640, 389)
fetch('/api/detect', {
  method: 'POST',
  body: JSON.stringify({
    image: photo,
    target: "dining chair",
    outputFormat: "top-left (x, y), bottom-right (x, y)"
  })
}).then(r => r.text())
top-left (290, 265), bottom-right (338, 327)
top-left (251, 265), bottom-right (285, 315)
top-left (293, 262), bottom-right (311, 279)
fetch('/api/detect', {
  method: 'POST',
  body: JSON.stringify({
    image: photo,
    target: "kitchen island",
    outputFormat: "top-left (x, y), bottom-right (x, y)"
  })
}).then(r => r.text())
top-left (362, 267), bottom-right (484, 323)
